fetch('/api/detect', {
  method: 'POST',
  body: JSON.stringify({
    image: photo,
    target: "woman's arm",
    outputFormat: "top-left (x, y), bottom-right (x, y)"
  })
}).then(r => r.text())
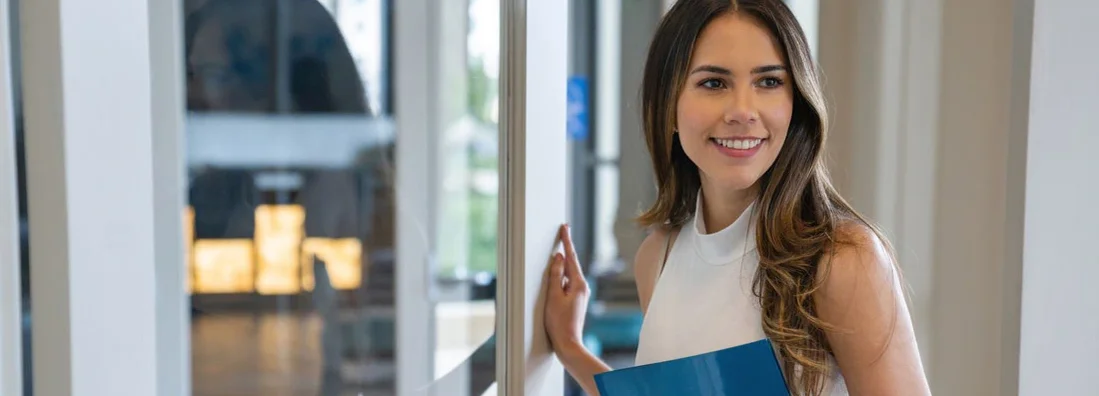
top-left (546, 225), bottom-right (677, 395)
top-left (556, 342), bottom-right (612, 395)
top-left (815, 225), bottom-right (931, 395)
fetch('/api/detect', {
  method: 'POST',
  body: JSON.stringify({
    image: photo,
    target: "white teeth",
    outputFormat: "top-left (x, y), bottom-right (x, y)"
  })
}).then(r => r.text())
top-left (713, 138), bottom-right (762, 150)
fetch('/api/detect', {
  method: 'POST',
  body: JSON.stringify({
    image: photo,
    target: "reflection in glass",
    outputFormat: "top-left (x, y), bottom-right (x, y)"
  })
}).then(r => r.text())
top-left (302, 237), bottom-right (363, 291)
top-left (7, 0), bottom-right (33, 394)
top-left (184, 0), bottom-right (500, 394)
top-left (192, 239), bottom-right (256, 294)
top-left (254, 204), bottom-right (305, 295)
top-left (184, 0), bottom-right (376, 114)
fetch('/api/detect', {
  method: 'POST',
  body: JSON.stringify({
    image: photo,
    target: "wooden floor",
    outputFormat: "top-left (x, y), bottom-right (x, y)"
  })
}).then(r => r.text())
top-left (190, 309), bottom-right (638, 396)
top-left (192, 312), bottom-right (396, 396)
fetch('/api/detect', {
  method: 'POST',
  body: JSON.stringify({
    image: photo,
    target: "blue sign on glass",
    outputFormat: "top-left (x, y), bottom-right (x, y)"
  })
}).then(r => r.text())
top-left (567, 76), bottom-right (589, 141)
top-left (594, 339), bottom-right (790, 396)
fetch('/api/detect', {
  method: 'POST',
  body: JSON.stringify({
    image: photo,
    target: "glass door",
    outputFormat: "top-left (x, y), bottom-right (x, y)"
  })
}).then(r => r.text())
top-left (182, 0), bottom-right (507, 394)
top-left (183, 0), bottom-right (567, 394)
top-left (14, 0), bottom-right (569, 394)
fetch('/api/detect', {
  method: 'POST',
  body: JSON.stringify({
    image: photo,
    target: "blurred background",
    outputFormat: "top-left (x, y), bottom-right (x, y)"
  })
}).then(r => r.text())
top-left (5, 0), bottom-right (1095, 395)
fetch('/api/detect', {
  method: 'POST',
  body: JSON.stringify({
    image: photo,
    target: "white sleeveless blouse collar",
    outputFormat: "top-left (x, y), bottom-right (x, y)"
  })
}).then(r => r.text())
top-left (691, 192), bottom-right (758, 265)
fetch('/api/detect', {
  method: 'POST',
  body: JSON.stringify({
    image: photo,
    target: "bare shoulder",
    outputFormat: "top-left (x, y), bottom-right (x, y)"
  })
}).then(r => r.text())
top-left (634, 227), bottom-right (670, 276)
top-left (815, 222), bottom-right (930, 394)
top-left (817, 222), bottom-right (897, 296)
top-left (634, 226), bottom-right (676, 313)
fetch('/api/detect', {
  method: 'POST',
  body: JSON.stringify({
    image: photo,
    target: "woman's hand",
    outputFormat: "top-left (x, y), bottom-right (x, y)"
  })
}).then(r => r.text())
top-left (543, 224), bottom-right (612, 396)
top-left (544, 224), bottom-right (590, 355)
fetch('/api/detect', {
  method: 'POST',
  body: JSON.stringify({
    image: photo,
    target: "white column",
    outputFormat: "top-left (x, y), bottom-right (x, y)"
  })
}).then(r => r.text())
top-left (820, 0), bottom-right (946, 374)
top-left (0, 0), bottom-right (24, 394)
top-left (394, 0), bottom-right (437, 393)
top-left (927, 1), bottom-right (1015, 394)
top-left (148, 1), bottom-right (189, 395)
top-left (818, 0), bottom-right (908, 234)
top-left (820, 1), bottom-right (1029, 394)
top-left (1009, 0), bottom-right (1099, 394)
top-left (592, 0), bottom-right (621, 270)
top-left (19, 0), bottom-right (182, 394)
top-left (497, 0), bottom-right (568, 394)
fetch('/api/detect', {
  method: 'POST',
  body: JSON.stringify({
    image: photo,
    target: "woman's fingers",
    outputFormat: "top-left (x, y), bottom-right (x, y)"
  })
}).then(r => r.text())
top-left (561, 224), bottom-right (578, 262)
top-left (551, 253), bottom-right (567, 294)
top-left (559, 224), bottom-right (584, 280)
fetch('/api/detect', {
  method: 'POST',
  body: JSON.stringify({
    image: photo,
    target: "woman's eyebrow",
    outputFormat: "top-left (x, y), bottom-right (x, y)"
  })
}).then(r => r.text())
top-left (751, 64), bottom-right (786, 74)
top-left (689, 65), bottom-right (731, 75)
top-left (688, 64), bottom-right (787, 76)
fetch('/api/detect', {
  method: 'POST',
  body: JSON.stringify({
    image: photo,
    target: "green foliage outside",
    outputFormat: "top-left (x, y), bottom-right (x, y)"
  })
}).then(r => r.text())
top-left (435, 53), bottom-right (499, 279)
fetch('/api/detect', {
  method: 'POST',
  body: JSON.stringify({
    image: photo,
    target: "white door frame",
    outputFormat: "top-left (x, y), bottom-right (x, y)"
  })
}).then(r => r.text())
top-left (497, 0), bottom-right (569, 394)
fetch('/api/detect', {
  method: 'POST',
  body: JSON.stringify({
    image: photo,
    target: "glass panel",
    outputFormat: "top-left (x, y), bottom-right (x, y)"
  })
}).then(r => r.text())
top-left (427, 1), bottom-right (501, 392)
top-left (183, 0), bottom-right (499, 394)
top-left (428, 0), bottom-right (499, 384)
top-left (6, 0), bottom-right (32, 393)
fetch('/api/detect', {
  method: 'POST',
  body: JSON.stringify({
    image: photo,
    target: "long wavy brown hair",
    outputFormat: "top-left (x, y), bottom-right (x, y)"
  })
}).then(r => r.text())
top-left (636, 0), bottom-right (896, 394)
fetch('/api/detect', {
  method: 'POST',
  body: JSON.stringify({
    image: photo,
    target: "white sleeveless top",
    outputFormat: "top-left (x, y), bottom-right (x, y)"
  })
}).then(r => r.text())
top-left (635, 195), bottom-right (848, 395)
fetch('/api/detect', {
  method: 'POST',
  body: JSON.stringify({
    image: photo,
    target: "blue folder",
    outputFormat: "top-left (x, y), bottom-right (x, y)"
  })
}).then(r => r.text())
top-left (594, 339), bottom-right (790, 395)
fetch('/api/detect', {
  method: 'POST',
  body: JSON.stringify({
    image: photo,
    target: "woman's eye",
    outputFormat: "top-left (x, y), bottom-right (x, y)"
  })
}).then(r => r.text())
top-left (700, 79), bottom-right (726, 89)
top-left (758, 76), bottom-right (784, 89)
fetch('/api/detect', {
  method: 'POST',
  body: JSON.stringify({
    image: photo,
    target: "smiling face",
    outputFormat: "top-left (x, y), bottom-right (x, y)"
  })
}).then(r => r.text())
top-left (676, 12), bottom-right (794, 194)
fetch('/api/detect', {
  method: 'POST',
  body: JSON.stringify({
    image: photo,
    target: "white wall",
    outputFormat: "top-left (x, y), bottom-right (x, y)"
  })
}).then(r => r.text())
top-left (1013, 0), bottom-right (1099, 393)
top-left (929, 0), bottom-right (1016, 392)
top-left (820, 0), bottom-right (1017, 394)
top-left (824, 0), bottom-right (1099, 395)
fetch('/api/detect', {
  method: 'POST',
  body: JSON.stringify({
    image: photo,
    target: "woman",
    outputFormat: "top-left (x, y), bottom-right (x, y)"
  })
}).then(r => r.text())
top-left (544, 0), bottom-right (931, 395)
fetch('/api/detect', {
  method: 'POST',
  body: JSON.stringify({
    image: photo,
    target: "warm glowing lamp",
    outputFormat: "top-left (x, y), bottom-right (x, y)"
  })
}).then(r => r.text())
top-left (254, 204), bottom-right (305, 295)
top-left (301, 238), bottom-right (364, 291)
top-left (192, 239), bottom-right (255, 293)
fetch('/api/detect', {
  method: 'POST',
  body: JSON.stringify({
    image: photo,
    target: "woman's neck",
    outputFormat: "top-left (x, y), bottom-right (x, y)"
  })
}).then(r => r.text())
top-left (698, 180), bottom-right (758, 234)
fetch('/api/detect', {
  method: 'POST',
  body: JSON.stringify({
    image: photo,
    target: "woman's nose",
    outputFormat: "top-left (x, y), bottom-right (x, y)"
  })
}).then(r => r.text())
top-left (723, 89), bottom-right (759, 125)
